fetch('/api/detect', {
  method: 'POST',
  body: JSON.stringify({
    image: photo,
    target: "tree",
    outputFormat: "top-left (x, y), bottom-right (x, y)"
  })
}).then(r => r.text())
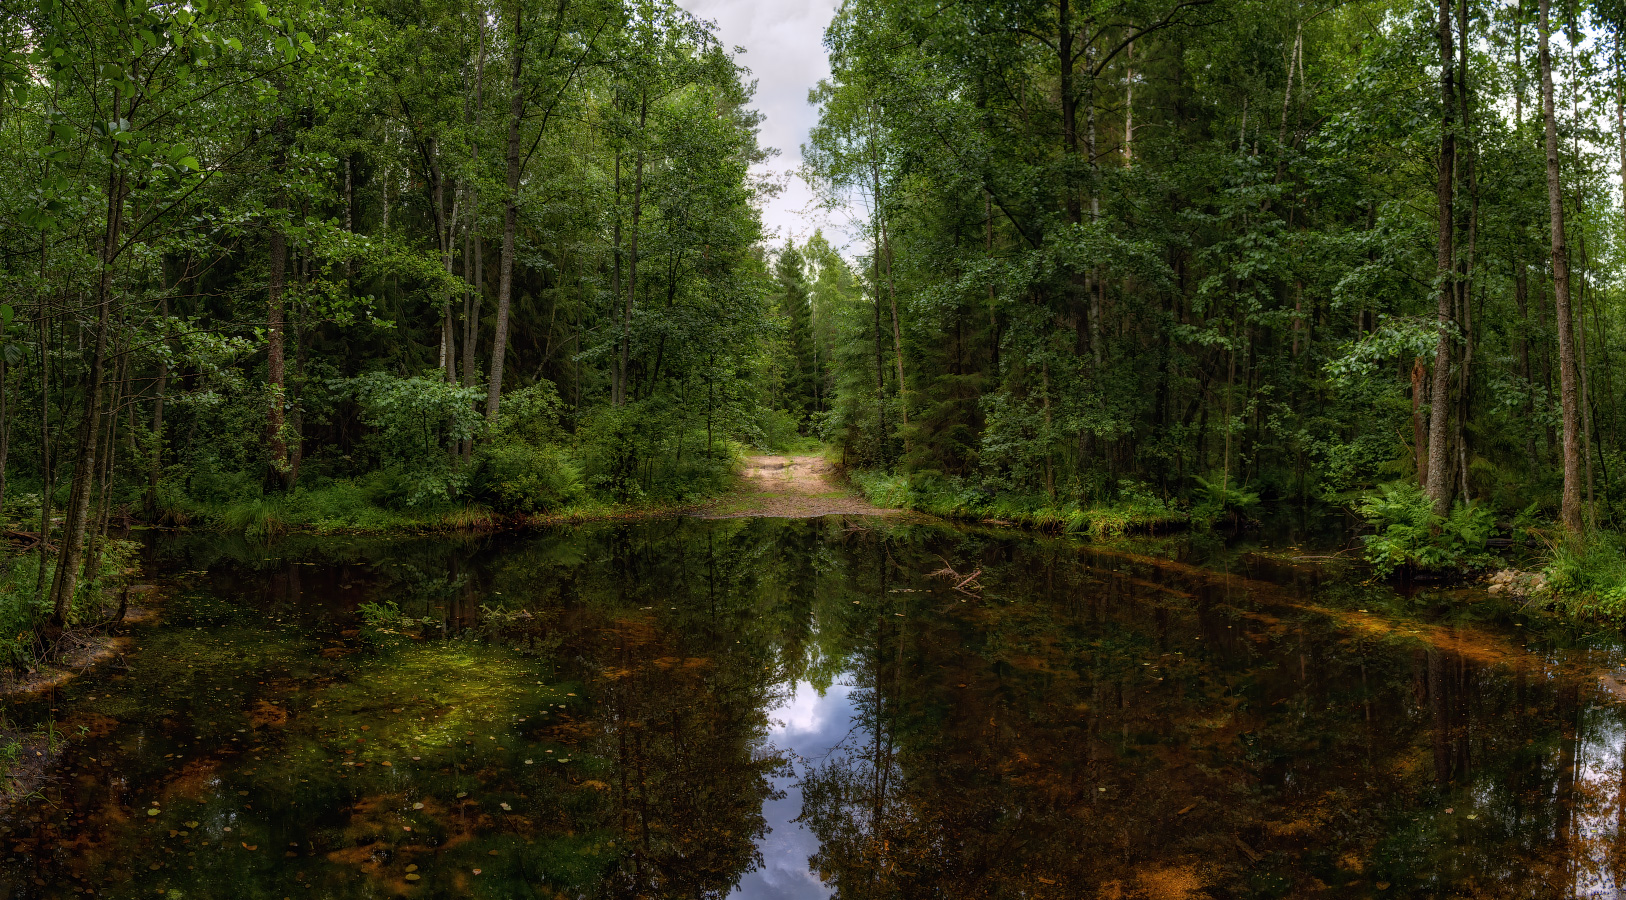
top-left (774, 241), bottom-right (816, 425)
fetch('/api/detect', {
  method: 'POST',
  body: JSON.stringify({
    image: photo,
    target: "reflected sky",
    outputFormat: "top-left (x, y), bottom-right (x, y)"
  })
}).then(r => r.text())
top-left (13, 520), bottom-right (1626, 899)
top-left (734, 680), bottom-right (855, 899)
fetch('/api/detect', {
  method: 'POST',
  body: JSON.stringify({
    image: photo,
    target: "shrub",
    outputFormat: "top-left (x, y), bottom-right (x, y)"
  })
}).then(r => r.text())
top-left (1358, 481), bottom-right (1496, 576)
top-left (340, 371), bottom-right (484, 507)
top-left (476, 443), bottom-right (585, 514)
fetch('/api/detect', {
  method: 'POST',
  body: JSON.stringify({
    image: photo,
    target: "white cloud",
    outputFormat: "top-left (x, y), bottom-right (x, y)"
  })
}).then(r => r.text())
top-left (676, 0), bottom-right (847, 249)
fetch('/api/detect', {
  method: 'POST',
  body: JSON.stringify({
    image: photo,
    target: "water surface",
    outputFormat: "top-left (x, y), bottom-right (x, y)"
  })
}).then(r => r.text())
top-left (0, 517), bottom-right (1623, 898)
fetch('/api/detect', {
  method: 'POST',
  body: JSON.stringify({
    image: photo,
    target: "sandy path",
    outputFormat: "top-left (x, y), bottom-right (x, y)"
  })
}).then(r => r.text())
top-left (695, 454), bottom-right (898, 519)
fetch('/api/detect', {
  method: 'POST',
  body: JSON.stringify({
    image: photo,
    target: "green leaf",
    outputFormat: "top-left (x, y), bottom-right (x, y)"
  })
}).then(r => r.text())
top-left (179, 156), bottom-right (200, 171)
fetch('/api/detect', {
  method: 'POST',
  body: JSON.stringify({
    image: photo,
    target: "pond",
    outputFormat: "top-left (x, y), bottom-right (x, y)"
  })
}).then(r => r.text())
top-left (1, 516), bottom-right (1624, 898)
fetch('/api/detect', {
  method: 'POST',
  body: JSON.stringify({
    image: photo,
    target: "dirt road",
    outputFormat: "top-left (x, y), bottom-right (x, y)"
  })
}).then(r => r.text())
top-left (696, 454), bottom-right (898, 519)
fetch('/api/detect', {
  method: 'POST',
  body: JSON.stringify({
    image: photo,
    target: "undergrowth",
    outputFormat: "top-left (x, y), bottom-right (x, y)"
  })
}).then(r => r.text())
top-left (1541, 534), bottom-right (1626, 620)
top-left (0, 540), bottom-right (140, 672)
top-left (850, 471), bottom-right (1188, 535)
top-left (1356, 482), bottom-right (1497, 577)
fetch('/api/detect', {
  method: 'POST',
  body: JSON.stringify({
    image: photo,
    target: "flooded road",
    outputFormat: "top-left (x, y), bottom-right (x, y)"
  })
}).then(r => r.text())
top-left (0, 517), bottom-right (1622, 898)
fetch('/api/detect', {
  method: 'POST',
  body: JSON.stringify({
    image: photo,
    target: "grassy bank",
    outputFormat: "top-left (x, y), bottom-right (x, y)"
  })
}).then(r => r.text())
top-left (151, 475), bottom-right (742, 538)
top-left (847, 470), bottom-right (1192, 536)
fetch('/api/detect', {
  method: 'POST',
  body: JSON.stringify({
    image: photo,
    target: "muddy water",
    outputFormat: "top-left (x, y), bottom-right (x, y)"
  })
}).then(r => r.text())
top-left (1, 518), bottom-right (1624, 898)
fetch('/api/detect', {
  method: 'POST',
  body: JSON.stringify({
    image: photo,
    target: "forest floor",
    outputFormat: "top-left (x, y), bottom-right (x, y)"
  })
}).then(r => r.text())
top-left (696, 454), bottom-right (901, 519)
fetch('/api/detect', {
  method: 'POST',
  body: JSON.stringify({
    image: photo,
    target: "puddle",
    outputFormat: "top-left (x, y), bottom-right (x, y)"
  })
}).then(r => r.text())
top-left (0, 518), bottom-right (1621, 897)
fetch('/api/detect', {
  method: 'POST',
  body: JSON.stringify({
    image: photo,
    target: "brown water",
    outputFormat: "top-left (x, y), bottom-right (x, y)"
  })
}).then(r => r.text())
top-left (0, 517), bottom-right (1622, 898)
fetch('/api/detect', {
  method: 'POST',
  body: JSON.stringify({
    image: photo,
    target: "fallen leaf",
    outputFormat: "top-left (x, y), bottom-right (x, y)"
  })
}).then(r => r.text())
top-left (404, 873), bottom-right (421, 882)
top-left (406, 864), bottom-right (419, 873)
top-left (185, 821), bottom-right (199, 828)
top-left (241, 842), bottom-right (257, 850)
top-left (499, 802), bottom-right (511, 811)
top-left (147, 808), bottom-right (160, 817)
top-left (1177, 804), bottom-right (1195, 815)
top-left (473, 868), bottom-right (482, 875)
top-left (381, 761), bottom-right (392, 767)
top-left (456, 792), bottom-right (468, 799)
top-left (413, 802), bottom-right (424, 810)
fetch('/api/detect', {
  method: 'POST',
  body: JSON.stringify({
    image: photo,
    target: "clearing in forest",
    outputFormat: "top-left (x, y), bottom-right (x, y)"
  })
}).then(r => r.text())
top-left (698, 454), bottom-right (898, 519)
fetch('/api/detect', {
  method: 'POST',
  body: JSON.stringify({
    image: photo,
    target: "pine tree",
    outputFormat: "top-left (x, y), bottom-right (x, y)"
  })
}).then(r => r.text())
top-left (775, 241), bottom-right (817, 429)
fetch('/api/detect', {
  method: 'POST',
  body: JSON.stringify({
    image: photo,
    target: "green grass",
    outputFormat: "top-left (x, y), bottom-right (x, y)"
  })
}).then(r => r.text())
top-left (1541, 533), bottom-right (1626, 620)
top-left (170, 473), bottom-right (744, 538)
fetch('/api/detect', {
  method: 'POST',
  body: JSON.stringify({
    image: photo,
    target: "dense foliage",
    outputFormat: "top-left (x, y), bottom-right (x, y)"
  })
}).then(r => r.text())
top-left (0, 0), bottom-right (785, 624)
top-left (792, 0), bottom-right (1626, 579)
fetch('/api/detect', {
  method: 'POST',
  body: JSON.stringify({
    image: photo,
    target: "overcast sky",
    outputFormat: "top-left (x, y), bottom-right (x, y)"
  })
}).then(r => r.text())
top-left (675, 0), bottom-right (844, 249)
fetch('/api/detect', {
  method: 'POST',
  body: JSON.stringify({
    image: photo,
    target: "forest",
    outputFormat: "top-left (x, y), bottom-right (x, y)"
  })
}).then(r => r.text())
top-left (4, 0), bottom-right (1626, 649)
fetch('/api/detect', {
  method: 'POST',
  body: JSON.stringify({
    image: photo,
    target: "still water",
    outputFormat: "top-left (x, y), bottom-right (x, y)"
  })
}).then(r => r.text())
top-left (1, 517), bottom-right (1625, 898)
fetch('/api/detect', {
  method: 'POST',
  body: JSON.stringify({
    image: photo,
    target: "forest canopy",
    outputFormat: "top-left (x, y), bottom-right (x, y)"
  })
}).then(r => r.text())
top-left (798, 0), bottom-right (1626, 559)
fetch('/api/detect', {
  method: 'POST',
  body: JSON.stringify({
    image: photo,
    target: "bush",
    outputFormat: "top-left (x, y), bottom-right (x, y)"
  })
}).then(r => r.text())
top-left (1358, 481), bottom-right (1496, 576)
top-left (476, 443), bottom-right (585, 514)
top-left (340, 371), bottom-right (484, 507)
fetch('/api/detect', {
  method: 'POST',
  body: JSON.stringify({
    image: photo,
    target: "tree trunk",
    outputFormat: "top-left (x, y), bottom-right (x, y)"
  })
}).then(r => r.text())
top-left (1412, 357), bottom-right (1428, 486)
top-left (50, 171), bottom-right (123, 625)
top-left (1539, 0), bottom-right (1585, 534)
top-left (1425, 0), bottom-right (1456, 517)
top-left (611, 152), bottom-right (624, 405)
top-left (463, 15), bottom-right (486, 406)
top-left (621, 152), bottom-right (644, 405)
top-left (267, 209), bottom-right (288, 485)
top-left (1123, 39), bottom-right (1135, 165)
top-left (882, 219), bottom-right (907, 437)
top-left (145, 297), bottom-right (169, 518)
top-left (486, 14), bottom-right (525, 421)
top-left (34, 304), bottom-right (53, 597)
top-left (0, 357), bottom-right (9, 524)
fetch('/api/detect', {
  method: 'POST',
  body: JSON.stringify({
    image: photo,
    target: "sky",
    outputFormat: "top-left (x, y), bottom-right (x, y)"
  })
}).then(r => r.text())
top-left (675, 0), bottom-right (845, 249)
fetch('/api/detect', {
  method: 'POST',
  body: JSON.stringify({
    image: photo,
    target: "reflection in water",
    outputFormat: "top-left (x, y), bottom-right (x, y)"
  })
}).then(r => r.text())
top-left (733, 681), bottom-right (852, 900)
top-left (0, 518), bottom-right (1622, 898)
